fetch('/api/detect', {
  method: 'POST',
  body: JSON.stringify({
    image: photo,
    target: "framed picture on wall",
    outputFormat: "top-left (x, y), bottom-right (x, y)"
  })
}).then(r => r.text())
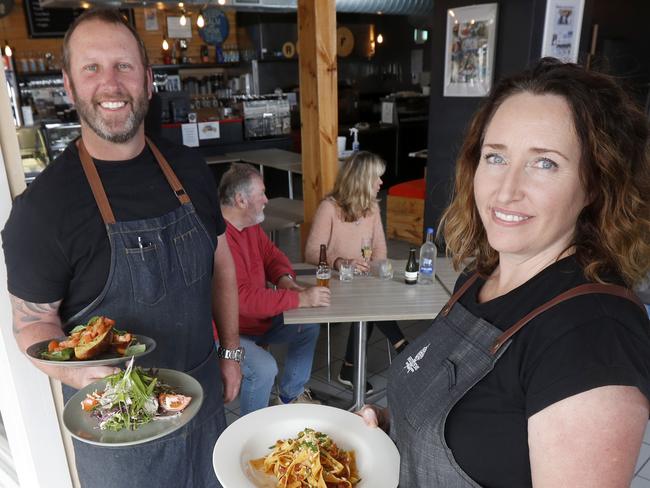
top-left (541, 0), bottom-right (585, 63)
top-left (167, 15), bottom-right (192, 38)
top-left (443, 3), bottom-right (498, 97)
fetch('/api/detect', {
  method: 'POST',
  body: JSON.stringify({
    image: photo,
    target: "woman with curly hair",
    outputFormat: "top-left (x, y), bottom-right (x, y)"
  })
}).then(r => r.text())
top-left (359, 58), bottom-right (650, 487)
top-left (305, 151), bottom-right (408, 393)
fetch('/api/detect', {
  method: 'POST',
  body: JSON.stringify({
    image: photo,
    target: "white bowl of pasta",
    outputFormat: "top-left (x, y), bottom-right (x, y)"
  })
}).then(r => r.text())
top-left (213, 403), bottom-right (399, 487)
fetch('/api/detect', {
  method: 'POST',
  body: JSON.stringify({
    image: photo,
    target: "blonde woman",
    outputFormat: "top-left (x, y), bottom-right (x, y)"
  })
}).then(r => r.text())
top-left (305, 151), bottom-right (408, 393)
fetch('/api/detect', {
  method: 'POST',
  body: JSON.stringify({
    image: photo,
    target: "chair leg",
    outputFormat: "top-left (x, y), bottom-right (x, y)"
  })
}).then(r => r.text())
top-left (387, 338), bottom-right (392, 365)
top-left (326, 323), bottom-right (331, 383)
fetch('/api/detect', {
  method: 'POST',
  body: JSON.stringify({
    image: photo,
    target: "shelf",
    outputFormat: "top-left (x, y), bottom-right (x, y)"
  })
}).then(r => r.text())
top-left (151, 62), bottom-right (246, 71)
top-left (17, 71), bottom-right (63, 80)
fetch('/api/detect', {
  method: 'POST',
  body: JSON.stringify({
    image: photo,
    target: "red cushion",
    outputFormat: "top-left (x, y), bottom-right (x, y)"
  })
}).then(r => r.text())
top-left (387, 178), bottom-right (425, 199)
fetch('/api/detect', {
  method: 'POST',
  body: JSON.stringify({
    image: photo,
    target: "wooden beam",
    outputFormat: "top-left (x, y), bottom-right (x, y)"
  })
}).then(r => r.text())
top-left (297, 0), bottom-right (338, 250)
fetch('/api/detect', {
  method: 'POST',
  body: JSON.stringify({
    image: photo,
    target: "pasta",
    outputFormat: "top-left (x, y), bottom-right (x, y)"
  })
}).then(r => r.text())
top-left (250, 428), bottom-right (361, 488)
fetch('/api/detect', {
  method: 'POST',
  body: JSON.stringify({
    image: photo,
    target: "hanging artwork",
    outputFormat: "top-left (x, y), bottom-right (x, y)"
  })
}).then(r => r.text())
top-left (443, 3), bottom-right (498, 97)
top-left (541, 0), bottom-right (585, 63)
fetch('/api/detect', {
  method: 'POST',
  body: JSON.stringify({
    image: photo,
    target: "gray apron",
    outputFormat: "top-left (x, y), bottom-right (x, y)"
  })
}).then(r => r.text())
top-left (62, 138), bottom-right (225, 487)
top-left (388, 273), bottom-right (644, 487)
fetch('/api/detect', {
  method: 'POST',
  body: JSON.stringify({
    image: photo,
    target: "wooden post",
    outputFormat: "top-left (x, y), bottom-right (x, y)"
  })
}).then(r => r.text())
top-left (297, 0), bottom-right (338, 250)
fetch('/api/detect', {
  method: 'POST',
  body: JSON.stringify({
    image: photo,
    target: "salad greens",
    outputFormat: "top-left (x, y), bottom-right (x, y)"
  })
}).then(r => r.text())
top-left (41, 348), bottom-right (74, 361)
top-left (88, 359), bottom-right (166, 431)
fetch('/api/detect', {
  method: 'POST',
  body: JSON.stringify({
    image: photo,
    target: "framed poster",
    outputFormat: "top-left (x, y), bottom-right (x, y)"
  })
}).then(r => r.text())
top-left (443, 3), bottom-right (498, 97)
top-left (143, 8), bottom-right (159, 31)
top-left (541, 0), bottom-right (585, 63)
top-left (167, 16), bottom-right (192, 39)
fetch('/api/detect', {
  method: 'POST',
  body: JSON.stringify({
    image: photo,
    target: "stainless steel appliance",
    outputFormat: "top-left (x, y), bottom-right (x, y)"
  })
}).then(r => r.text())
top-left (239, 96), bottom-right (290, 139)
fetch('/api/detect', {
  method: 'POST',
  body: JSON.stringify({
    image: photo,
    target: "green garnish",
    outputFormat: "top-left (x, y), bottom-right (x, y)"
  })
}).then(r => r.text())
top-left (41, 348), bottom-right (74, 361)
top-left (124, 343), bottom-right (146, 356)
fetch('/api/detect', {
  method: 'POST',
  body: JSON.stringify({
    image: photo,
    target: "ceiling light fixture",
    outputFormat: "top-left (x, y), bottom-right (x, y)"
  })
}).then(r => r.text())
top-left (376, 33), bottom-right (383, 44)
top-left (197, 12), bottom-right (205, 28)
top-left (180, 13), bottom-right (187, 26)
top-left (162, 39), bottom-right (169, 50)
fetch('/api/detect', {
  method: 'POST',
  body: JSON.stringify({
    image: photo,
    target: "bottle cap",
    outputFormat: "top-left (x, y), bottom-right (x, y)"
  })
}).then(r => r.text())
top-left (426, 227), bottom-right (434, 234)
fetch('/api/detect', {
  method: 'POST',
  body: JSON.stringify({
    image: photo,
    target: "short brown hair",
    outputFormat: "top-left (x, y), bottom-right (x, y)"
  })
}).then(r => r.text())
top-left (219, 163), bottom-right (261, 206)
top-left (62, 8), bottom-right (149, 75)
top-left (440, 58), bottom-right (650, 286)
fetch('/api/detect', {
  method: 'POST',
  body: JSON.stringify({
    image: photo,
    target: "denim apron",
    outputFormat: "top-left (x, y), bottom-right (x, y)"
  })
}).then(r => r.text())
top-left (388, 273), bottom-right (645, 487)
top-left (62, 138), bottom-right (225, 487)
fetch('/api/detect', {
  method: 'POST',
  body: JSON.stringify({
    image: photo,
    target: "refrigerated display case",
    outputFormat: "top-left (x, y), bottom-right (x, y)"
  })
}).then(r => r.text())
top-left (17, 126), bottom-right (48, 183)
top-left (41, 122), bottom-right (80, 161)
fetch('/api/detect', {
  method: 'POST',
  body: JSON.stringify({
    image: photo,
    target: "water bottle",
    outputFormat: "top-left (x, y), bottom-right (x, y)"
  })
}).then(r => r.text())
top-left (418, 227), bottom-right (436, 284)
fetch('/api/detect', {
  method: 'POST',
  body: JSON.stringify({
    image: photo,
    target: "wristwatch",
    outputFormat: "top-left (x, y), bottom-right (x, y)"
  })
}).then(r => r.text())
top-left (217, 345), bottom-right (245, 363)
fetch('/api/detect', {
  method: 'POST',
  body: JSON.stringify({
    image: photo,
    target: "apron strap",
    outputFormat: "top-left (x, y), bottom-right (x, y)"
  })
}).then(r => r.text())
top-left (145, 136), bottom-right (191, 205)
top-left (76, 137), bottom-right (191, 226)
top-left (77, 139), bottom-right (116, 225)
top-left (490, 283), bottom-right (645, 355)
top-left (440, 273), bottom-right (480, 317)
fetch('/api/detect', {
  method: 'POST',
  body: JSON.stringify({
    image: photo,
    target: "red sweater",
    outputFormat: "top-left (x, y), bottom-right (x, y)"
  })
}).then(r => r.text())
top-left (224, 221), bottom-right (300, 336)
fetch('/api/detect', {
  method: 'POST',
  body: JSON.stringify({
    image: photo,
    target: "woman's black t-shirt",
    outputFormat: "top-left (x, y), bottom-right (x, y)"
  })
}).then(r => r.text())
top-left (445, 256), bottom-right (650, 487)
top-left (2, 137), bottom-right (225, 323)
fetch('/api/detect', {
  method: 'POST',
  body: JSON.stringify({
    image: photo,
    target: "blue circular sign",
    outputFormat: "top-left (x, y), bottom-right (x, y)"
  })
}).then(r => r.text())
top-left (199, 7), bottom-right (229, 46)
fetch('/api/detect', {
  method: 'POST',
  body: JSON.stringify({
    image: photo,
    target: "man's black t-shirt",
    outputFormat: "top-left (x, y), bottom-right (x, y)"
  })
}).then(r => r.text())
top-left (444, 256), bottom-right (650, 487)
top-left (2, 137), bottom-right (225, 323)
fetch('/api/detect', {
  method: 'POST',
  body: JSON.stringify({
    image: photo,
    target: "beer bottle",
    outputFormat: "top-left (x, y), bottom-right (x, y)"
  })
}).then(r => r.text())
top-left (405, 248), bottom-right (418, 285)
top-left (316, 244), bottom-right (331, 288)
top-left (318, 244), bottom-right (328, 267)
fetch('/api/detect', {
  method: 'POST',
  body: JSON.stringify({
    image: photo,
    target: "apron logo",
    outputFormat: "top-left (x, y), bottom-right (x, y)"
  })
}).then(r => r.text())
top-left (404, 343), bottom-right (430, 373)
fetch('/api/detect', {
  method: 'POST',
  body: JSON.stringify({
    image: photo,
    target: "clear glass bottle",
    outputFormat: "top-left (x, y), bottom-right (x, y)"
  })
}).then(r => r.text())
top-left (418, 227), bottom-right (437, 284)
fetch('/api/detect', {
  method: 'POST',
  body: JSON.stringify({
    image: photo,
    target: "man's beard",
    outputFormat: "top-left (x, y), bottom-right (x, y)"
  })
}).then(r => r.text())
top-left (71, 77), bottom-right (149, 143)
top-left (254, 211), bottom-right (265, 225)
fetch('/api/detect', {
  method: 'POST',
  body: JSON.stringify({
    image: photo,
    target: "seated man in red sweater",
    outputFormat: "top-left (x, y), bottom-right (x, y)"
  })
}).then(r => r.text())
top-left (218, 163), bottom-right (330, 415)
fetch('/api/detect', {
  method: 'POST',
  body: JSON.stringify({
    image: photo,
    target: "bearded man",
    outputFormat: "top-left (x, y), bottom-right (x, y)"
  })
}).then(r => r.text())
top-left (2, 8), bottom-right (241, 487)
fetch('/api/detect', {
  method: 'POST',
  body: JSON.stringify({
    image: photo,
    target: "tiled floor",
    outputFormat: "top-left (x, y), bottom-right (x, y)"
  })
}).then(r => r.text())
top-left (226, 223), bottom-right (650, 487)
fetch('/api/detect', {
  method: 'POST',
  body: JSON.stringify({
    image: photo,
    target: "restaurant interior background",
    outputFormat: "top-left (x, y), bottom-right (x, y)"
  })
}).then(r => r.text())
top-left (0, 0), bottom-right (649, 486)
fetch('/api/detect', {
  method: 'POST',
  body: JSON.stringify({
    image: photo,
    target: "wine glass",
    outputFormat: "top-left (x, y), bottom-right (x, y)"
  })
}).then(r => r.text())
top-left (360, 237), bottom-right (373, 276)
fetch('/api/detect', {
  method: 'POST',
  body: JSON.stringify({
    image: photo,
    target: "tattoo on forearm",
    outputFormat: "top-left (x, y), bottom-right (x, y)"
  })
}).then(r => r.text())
top-left (10, 296), bottom-right (60, 335)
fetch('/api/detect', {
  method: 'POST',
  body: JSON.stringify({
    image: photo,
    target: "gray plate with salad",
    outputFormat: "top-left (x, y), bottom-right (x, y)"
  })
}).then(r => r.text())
top-left (63, 364), bottom-right (203, 447)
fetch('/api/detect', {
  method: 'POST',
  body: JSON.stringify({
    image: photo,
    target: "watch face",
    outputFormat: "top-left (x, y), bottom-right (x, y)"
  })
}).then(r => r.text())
top-left (199, 7), bottom-right (230, 46)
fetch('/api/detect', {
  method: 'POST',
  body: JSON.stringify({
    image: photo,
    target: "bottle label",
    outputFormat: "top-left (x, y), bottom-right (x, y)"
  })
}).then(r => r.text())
top-left (405, 271), bottom-right (418, 281)
top-left (419, 257), bottom-right (434, 276)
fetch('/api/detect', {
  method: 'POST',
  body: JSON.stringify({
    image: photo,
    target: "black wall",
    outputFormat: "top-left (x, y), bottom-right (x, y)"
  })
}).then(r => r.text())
top-left (423, 0), bottom-right (546, 236)
top-left (423, 0), bottom-right (650, 237)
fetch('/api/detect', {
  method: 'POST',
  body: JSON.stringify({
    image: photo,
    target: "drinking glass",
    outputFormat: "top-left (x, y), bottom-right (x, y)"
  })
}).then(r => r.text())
top-left (339, 259), bottom-right (354, 282)
top-left (378, 259), bottom-right (394, 280)
top-left (360, 237), bottom-right (373, 276)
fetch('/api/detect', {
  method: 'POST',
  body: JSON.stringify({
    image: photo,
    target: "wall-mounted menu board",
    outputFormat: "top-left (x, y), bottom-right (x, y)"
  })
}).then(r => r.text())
top-left (24, 0), bottom-right (134, 39)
